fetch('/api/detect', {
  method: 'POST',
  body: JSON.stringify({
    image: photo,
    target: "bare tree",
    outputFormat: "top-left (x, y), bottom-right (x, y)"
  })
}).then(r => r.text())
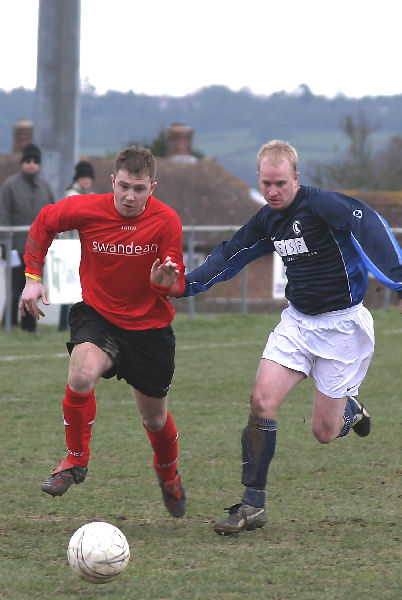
top-left (309, 111), bottom-right (377, 190)
top-left (374, 136), bottom-right (402, 190)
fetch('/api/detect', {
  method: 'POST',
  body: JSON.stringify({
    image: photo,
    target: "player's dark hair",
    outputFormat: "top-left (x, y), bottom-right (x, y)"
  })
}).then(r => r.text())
top-left (114, 146), bottom-right (157, 182)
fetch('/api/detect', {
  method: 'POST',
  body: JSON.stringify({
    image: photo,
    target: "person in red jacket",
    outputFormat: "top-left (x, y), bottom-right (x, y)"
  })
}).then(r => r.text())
top-left (19, 146), bottom-right (186, 518)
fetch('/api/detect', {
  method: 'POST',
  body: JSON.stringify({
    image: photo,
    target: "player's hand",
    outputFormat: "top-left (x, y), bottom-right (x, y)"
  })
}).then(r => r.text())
top-left (19, 279), bottom-right (50, 320)
top-left (151, 256), bottom-right (179, 288)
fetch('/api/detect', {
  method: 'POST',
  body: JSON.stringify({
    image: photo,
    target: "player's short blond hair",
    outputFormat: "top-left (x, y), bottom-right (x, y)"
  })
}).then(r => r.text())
top-left (257, 140), bottom-right (298, 174)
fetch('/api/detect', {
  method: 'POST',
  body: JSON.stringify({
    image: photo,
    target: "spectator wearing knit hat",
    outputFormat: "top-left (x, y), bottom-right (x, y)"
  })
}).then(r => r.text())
top-left (65, 161), bottom-right (95, 197)
top-left (0, 143), bottom-right (54, 332)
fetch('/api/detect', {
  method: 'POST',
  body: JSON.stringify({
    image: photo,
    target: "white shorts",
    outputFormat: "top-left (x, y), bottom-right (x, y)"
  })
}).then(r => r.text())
top-left (262, 303), bottom-right (375, 398)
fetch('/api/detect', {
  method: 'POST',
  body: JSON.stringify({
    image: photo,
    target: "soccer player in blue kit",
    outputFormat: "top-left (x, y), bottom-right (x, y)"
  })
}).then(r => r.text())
top-left (201, 140), bottom-right (402, 535)
top-left (159, 140), bottom-right (402, 534)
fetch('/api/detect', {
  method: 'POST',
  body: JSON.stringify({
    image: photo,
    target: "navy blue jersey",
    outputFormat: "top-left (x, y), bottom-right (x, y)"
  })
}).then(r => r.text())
top-left (182, 186), bottom-right (402, 315)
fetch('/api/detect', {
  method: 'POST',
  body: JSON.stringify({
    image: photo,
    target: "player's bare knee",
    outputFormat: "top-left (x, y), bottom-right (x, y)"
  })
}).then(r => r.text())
top-left (313, 431), bottom-right (332, 444)
top-left (311, 423), bottom-right (335, 444)
top-left (142, 414), bottom-right (166, 431)
top-left (250, 391), bottom-right (278, 419)
top-left (68, 367), bottom-right (97, 393)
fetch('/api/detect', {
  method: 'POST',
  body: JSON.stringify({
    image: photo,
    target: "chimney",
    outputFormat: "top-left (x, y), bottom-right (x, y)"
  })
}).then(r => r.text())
top-left (166, 123), bottom-right (194, 157)
top-left (13, 118), bottom-right (34, 154)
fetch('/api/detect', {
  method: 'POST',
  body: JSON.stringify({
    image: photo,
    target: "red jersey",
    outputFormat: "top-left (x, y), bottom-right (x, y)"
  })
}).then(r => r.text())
top-left (24, 193), bottom-right (185, 330)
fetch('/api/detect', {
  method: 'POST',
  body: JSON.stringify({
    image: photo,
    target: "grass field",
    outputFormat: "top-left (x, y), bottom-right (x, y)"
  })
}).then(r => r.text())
top-left (0, 309), bottom-right (401, 599)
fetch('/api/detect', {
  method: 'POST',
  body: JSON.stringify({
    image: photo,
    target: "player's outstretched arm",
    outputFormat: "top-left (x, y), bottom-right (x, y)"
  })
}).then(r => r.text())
top-left (151, 256), bottom-right (179, 288)
top-left (19, 279), bottom-right (50, 320)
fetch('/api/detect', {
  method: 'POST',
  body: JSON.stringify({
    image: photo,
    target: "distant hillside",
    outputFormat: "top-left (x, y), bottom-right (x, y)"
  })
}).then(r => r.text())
top-left (1, 84), bottom-right (401, 186)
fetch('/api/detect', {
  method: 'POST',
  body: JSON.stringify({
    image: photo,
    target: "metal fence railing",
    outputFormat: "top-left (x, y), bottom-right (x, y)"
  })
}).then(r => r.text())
top-left (182, 225), bottom-right (247, 319)
top-left (1, 225), bottom-right (401, 334)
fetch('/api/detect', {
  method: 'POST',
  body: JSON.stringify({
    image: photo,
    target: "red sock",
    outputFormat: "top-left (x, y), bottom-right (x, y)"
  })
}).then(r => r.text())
top-left (143, 411), bottom-right (178, 481)
top-left (62, 384), bottom-right (96, 467)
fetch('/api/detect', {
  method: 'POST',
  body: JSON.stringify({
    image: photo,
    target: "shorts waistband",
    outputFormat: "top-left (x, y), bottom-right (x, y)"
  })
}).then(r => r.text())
top-left (288, 302), bottom-right (364, 320)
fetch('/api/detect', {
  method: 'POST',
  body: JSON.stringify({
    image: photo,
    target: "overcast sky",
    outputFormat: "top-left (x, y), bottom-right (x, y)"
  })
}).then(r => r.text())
top-left (2, 0), bottom-right (401, 98)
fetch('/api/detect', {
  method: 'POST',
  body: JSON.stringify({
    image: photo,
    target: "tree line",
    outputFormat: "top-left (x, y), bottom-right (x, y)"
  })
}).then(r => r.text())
top-left (308, 111), bottom-right (402, 190)
top-left (1, 85), bottom-right (401, 190)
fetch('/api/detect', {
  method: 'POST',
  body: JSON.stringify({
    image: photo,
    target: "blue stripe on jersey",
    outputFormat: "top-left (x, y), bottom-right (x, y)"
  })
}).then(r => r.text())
top-left (351, 234), bottom-right (402, 290)
top-left (349, 210), bottom-right (402, 291)
top-left (377, 214), bottom-right (402, 265)
top-left (331, 229), bottom-right (368, 304)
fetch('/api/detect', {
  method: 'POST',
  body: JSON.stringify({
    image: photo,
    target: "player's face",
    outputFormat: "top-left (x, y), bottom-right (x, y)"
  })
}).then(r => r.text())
top-left (111, 169), bottom-right (157, 218)
top-left (258, 156), bottom-right (299, 210)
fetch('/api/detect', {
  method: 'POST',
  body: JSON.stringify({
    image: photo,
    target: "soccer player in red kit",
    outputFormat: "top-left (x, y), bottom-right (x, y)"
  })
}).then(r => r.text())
top-left (19, 146), bottom-right (186, 518)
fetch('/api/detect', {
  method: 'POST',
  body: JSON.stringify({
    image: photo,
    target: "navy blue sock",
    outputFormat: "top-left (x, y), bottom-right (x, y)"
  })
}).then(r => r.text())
top-left (338, 397), bottom-right (356, 437)
top-left (241, 415), bottom-right (277, 508)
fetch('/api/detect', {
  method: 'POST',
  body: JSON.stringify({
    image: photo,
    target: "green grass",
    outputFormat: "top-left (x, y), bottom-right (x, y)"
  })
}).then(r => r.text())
top-left (0, 309), bottom-right (401, 599)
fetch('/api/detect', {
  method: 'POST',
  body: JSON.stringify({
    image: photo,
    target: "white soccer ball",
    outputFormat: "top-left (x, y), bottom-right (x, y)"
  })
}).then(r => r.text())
top-left (67, 521), bottom-right (130, 584)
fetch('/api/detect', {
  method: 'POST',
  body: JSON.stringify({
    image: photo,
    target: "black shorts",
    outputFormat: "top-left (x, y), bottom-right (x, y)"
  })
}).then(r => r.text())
top-left (66, 302), bottom-right (175, 398)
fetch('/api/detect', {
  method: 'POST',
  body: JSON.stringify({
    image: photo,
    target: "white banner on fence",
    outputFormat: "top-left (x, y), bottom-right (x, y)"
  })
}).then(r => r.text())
top-left (272, 252), bottom-right (287, 299)
top-left (44, 239), bottom-right (82, 304)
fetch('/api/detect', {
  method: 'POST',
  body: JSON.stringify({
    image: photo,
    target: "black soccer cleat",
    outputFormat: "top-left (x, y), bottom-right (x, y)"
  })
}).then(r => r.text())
top-left (349, 396), bottom-right (371, 437)
top-left (158, 471), bottom-right (186, 518)
top-left (41, 459), bottom-right (88, 497)
top-left (213, 503), bottom-right (267, 536)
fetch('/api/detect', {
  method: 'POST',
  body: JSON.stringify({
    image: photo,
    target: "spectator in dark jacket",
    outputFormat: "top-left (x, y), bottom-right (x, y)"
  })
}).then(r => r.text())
top-left (0, 143), bottom-right (54, 331)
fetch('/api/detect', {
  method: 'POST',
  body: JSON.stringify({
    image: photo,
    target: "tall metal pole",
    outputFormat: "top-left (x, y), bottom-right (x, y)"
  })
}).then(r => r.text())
top-left (34, 0), bottom-right (81, 201)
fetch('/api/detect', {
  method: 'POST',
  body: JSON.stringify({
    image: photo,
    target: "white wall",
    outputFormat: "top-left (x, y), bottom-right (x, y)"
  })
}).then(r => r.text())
top-left (0, 262), bottom-right (60, 327)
